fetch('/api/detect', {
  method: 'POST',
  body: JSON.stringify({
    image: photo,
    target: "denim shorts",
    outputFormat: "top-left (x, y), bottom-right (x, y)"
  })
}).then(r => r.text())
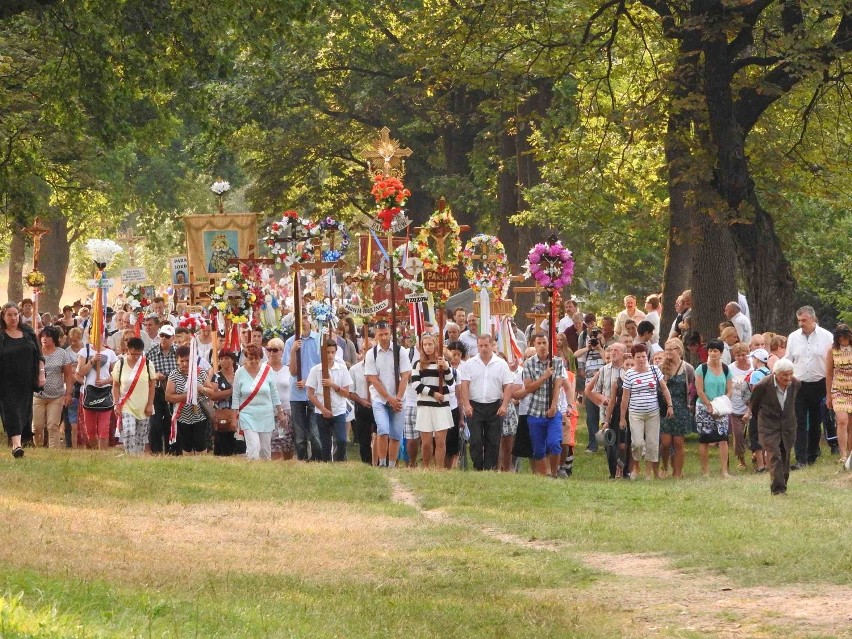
top-left (372, 401), bottom-right (404, 441)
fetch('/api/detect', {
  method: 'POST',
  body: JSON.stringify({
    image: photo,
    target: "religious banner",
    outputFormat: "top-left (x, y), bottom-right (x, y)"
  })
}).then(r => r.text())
top-left (169, 256), bottom-right (189, 286)
top-left (358, 235), bottom-right (408, 271)
top-left (183, 213), bottom-right (258, 279)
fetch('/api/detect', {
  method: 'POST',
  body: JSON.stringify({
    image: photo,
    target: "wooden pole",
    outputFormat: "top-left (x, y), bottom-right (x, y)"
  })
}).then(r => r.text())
top-left (389, 231), bottom-right (399, 382)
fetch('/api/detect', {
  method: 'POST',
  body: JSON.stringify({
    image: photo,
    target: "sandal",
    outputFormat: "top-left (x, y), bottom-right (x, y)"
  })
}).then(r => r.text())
top-left (11, 447), bottom-right (24, 459)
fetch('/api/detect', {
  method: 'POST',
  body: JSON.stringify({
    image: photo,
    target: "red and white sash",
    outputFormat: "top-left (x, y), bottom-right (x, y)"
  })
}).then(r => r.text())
top-left (239, 364), bottom-right (271, 410)
top-left (116, 355), bottom-right (147, 421)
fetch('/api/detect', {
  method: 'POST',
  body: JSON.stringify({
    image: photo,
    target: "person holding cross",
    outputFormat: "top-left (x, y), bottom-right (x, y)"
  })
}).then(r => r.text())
top-left (523, 333), bottom-right (565, 477)
top-left (365, 321), bottom-right (412, 467)
top-left (284, 313), bottom-right (324, 461)
top-left (306, 340), bottom-right (354, 462)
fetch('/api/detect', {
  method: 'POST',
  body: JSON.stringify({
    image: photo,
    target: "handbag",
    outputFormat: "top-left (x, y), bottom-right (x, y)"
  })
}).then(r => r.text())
top-left (198, 396), bottom-right (216, 421)
top-left (83, 384), bottom-right (114, 411)
top-left (213, 408), bottom-right (236, 432)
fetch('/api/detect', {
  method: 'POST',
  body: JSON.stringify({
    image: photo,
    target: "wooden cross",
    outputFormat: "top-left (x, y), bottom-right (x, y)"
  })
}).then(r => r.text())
top-left (294, 240), bottom-right (346, 410)
top-left (413, 199), bottom-right (471, 265)
top-left (362, 127), bottom-right (413, 177)
top-left (512, 276), bottom-right (550, 330)
top-left (344, 269), bottom-right (386, 307)
top-left (22, 217), bottom-right (50, 271)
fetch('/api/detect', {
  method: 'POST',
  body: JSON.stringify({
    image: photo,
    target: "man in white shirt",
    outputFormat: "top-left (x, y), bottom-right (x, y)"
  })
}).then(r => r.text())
top-left (459, 334), bottom-right (515, 470)
top-left (349, 354), bottom-right (375, 465)
top-left (140, 314), bottom-right (161, 351)
top-left (365, 322), bottom-right (412, 467)
top-left (556, 298), bottom-right (579, 334)
top-left (783, 305), bottom-right (837, 467)
top-left (643, 294), bottom-right (661, 344)
top-left (614, 295), bottom-right (646, 337)
top-left (724, 301), bottom-right (753, 345)
top-left (306, 341), bottom-right (354, 462)
top-left (459, 313), bottom-right (479, 356)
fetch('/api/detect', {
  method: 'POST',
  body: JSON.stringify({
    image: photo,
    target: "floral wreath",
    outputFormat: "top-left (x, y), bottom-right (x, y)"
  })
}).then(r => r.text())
top-left (318, 216), bottom-right (351, 262)
top-left (209, 265), bottom-right (263, 324)
top-left (415, 206), bottom-right (462, 268)
top-left (527, 239), bottom-right (574, 289)
top-left (263, 210), bottom-right (319, 267)
top-left (308, 300), bottom-right (335, 325)
top-left (123, 284), bottom-right (151, 310)
top-left (461, 234), bottom-right (509, 294)
top-left (343, 268), bottom-right (383, 306)
top-left (25, 270), bottom-right (46, 289)
top-left (372, 174), bottom-right (411, 231)
top-left (392, 241), bottom-right (436, 276)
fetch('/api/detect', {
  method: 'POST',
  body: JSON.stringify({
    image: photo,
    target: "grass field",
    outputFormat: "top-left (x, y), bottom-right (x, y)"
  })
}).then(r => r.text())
top-left (0, 439), bottom-right (850, 638)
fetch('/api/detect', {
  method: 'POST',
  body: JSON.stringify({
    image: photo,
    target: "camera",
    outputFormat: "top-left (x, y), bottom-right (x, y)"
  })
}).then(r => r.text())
top-left (589, 328), bottom-right (601, 347)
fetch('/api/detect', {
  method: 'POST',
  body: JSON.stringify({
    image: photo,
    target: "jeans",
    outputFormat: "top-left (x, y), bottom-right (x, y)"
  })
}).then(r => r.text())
top-left (794, 380), bottom-right (826, 464)
top-left (317, 413), bottom-right (348, 462)
top-left (585, 397), bottom-right (601, 451)
top-left (469, 400), bottom-right (502, 470)
top-left (290, 400), bottom-right (321, 461)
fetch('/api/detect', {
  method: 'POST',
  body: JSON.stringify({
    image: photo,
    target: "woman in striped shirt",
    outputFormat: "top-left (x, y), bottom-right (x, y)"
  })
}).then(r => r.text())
top-left (412, 333), bottom-right (455, 469)
top-left (619, 344), bottom-right (674, 480)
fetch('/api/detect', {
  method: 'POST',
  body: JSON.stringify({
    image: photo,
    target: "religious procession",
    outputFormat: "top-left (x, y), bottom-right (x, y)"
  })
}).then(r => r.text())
top-left (3, 130), bottom-right (850, 499)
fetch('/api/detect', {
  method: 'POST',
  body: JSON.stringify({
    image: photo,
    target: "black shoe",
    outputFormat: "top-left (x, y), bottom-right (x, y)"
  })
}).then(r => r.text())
top-left (829, 446), bottom-right (840, 455)
top-left (11, 447), bottom-right (23, 459)
top-left (790, 462), bottom-right (805, 471)
top-left (771, 489), bottom-right (787, 496)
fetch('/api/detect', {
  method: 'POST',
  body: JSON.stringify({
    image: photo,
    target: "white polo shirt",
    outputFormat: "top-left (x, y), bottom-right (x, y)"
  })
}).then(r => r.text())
top-left (306, 361), bottom-right (353, 417)
top-left (459, 354), bottom-right (514, 403)
top-left (364, 342), bottom-right (412, 404)
top-left (783, 325), bottom-right (833, 382)
top-left (731, 312), bottom-right (753, 345)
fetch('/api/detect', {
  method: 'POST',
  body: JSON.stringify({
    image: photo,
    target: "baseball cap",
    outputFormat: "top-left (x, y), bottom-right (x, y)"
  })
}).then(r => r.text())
top-left (159, 324), bottom-right (175, 337)
top-left (749, 348), bottom-right (769, 363)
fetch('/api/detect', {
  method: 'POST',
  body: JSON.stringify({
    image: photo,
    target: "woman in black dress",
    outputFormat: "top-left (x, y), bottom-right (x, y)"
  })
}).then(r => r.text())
top-left (0, 302), bottom-right (45, 457)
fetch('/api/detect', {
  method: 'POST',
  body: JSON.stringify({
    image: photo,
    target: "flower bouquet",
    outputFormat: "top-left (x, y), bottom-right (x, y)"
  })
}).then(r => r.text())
top-left (25, 270), bottom-right (46, 289)
top-left (527, 240), bottom-right (574, 289)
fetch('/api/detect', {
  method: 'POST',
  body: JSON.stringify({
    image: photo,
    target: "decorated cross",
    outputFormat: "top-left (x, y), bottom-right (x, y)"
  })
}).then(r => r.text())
top-left (363, 127), bottom-right (413, 178)
top-left (23, 217), bottom-right (50, 270)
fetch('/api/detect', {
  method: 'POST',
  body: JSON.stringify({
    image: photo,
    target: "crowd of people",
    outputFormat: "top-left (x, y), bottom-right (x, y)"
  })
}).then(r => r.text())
top-left (1, 290), bottom-right (850, 494)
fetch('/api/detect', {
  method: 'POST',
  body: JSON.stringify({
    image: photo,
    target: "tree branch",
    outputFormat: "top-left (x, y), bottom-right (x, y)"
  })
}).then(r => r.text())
top-left (737, 11), bottom-right (852, 132)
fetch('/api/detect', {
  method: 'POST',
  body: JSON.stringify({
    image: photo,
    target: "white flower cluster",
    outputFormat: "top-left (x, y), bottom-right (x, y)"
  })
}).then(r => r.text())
top-left (86, 238), bottom-right (123, 266)
top-left (211, 180), bottom-right (231, 195)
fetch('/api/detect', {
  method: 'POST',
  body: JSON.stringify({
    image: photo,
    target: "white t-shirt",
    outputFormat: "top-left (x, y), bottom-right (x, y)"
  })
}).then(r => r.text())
top-left (365, 343), bottom-right (413, 404)
top-left (645, 309), bottom-right (661, 344)
top-left (306, 361), bottom-right (353, 417)
top-left (270, 363), bottom-right (290, 406)
top-left (729, 362), bottom-right (753, 414)
top-left (79, 346), bottom-right (118, 386)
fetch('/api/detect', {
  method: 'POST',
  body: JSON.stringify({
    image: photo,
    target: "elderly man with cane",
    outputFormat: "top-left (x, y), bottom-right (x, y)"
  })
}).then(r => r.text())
top-left (749, 359), bottom-right (801, 495)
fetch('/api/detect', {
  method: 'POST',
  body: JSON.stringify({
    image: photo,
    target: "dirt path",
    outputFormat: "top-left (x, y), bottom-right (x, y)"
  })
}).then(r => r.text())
top-left (388, 477), bottom-right (852, 638)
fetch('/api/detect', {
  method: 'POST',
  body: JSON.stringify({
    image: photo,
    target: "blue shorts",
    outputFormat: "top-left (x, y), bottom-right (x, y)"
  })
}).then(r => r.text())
top-left (67, 397), bottom-right (79, 424)
top-left (527, 414), bottom-right (563, 460)
top-left (372, 401), bottom-right (404, 441)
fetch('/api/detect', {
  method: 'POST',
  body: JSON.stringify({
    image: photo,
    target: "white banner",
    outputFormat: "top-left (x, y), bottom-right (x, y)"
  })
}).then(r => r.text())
top-left (344, 300), bottom-right (389, 316)
top-left (121, 268), bottom-right (148, 284)
top-left (404, 294), bottom-right (428, 303)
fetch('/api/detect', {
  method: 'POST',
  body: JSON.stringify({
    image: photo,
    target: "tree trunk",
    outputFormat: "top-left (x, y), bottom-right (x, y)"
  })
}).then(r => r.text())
top-left (7, 229), bottom-right (25, 303)
top-left (728, 198), bottom-right (796, 334)
top-left (38, 216), bottom-right (71, 314)
top-left (700, 9), bottom-right (798, 335)
top-left (691, 211), bottom-right (737, 341)
top-left (661, 42), bottom-right (702, 333)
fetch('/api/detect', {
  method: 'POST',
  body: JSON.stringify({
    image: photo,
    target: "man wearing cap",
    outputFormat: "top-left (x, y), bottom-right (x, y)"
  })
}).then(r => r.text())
top-left (146, 323), bottom-right (178, 454)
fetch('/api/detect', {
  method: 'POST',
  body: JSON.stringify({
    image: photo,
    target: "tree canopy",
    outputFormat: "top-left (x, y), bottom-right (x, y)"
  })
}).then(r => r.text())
top-left (1, 0), bottom-right (849, 327)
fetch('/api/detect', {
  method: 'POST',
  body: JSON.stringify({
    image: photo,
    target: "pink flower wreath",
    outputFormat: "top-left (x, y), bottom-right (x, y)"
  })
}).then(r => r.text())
top-left (527, 239), bottom-right (574, 288)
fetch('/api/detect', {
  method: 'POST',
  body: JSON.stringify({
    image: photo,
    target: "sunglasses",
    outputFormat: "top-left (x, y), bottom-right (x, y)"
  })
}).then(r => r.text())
top-left (267, 347), bottom-right (281, 353)
top-left (159, 333), bottom-right (173, 338)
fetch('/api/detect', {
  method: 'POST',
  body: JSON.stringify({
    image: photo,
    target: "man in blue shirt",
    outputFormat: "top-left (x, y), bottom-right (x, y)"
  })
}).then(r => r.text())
top-left (284, 314), bottom-right (323, 461)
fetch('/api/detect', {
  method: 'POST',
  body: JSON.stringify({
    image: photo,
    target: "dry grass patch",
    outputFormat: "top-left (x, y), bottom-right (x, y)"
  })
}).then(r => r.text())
top-left (0, 495), bottom-right (413, 587)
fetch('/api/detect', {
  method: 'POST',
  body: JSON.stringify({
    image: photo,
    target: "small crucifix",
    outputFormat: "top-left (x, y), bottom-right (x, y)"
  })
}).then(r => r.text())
top-left (22, 217), bottom-right (50, 271)
top-left (363, 127), bottom-right (413, 178)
